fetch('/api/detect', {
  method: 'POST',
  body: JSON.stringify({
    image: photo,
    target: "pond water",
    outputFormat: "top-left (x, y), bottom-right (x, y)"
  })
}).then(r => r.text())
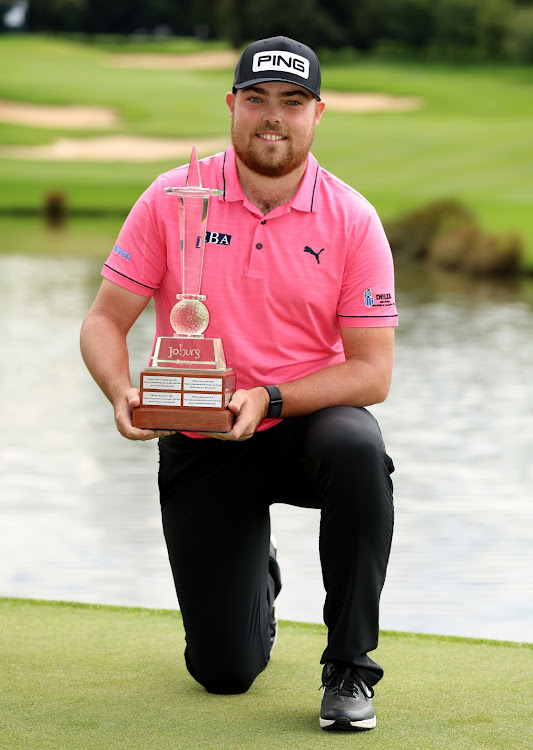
top-left (1, 220), bottom-right (532, 643)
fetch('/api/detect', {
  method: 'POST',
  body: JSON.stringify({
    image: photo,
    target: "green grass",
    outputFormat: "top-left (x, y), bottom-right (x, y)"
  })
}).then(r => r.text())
top-left (0, 597), bottom-right (531, 750)
top-left (1, 35), bottom-right (533, 268)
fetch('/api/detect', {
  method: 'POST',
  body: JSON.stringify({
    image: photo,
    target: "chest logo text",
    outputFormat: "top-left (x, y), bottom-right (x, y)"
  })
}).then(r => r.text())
top-left (196, 231), bottom-right (232, 247)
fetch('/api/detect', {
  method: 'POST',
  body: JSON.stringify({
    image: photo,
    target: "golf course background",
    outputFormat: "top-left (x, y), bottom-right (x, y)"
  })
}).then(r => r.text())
top-left (1, 34), bottom-right (533, 270)
top-left (2, 34), bottom-right (533, 748)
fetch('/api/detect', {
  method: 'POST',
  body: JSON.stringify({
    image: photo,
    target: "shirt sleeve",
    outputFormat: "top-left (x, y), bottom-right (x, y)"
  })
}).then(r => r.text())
top-left (101, 176), bottom-right (167, 297)
top-left (337, 206), bottom-right (398, 328)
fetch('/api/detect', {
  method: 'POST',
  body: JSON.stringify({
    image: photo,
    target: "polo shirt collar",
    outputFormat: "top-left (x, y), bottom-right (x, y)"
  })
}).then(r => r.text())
top-left (221, 146), bottom-right (322, 213)
top-left (290, 152), bottom-right (321, 213)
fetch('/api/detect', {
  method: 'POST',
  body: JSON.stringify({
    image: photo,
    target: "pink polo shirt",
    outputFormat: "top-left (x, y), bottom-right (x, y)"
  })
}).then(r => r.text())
top-left (102, 147), bottom-right (397, 431)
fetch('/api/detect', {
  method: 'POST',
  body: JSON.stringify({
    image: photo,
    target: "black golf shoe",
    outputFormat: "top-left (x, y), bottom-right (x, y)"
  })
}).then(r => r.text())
top-left (319, 662), bottom-right (376, 731)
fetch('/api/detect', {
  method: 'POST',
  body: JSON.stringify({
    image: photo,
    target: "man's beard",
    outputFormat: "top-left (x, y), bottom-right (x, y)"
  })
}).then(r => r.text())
top-left (231, 120), bottom-right (314, 178)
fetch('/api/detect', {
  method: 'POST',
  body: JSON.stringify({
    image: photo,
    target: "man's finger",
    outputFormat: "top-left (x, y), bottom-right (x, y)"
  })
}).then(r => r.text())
top-left (228, 391), bottom-right (246, 413)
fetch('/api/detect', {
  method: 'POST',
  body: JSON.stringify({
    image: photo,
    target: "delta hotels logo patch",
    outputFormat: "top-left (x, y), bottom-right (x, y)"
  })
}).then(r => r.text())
top-left (364, 288), bottom-right (394, 308)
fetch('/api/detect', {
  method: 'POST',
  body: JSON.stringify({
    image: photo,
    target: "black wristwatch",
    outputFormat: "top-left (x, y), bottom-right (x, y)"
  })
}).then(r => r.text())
top-left (262, 385), bottom-right (283, 418)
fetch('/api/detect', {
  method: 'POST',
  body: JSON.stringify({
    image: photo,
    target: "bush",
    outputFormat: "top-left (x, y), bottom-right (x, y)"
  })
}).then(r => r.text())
top-left (386, 199), bottom-right (524, 277)
top-left (385, 199), bottom-right (474, 262)
top-left (429, 224), bottom-right (523, 276)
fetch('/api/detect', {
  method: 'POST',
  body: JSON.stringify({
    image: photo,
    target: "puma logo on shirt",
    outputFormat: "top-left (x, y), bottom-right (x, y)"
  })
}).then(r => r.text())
top-left (304, 246), bottom-right (326, 264)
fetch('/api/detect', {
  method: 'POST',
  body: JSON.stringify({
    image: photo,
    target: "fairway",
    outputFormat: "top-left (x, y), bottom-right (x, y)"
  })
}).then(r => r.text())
top-left (0, 598), bottom-right (531, 750)
top-left (1, 36), bottom-right (533, 269)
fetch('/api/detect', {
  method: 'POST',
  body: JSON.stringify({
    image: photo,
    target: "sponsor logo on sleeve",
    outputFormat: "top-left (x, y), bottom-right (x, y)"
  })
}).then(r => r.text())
top-left (113, 245), bottom-right (131, 261)
top-left (252, 51), bottom-right (310, 80)
top-left (364, 288), bottom-right (374, 307)
top-left (364, 288), bottom-right (395, 308)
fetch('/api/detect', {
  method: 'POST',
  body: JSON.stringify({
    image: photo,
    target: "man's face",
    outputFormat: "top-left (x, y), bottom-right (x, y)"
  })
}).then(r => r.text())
top-left (226, 81), bottom-right (325, 178)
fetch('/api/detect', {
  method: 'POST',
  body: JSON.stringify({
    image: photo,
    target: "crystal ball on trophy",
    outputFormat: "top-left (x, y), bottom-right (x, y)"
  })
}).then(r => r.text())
top-left (170, 296), bottom-right (210, 337)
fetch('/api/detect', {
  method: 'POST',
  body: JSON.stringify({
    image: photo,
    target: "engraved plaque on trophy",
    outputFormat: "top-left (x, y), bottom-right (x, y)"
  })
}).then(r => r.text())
top-left (132, 148), bottom-right (235, 432)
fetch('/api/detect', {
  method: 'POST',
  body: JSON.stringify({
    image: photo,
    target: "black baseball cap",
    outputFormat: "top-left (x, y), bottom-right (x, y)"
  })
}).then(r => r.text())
top-left (233, 36), bottom-right (321, 100)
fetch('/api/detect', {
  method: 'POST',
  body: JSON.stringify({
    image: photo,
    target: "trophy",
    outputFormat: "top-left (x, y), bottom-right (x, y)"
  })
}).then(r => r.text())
top-left (132, 148), bottom-right (235, 432)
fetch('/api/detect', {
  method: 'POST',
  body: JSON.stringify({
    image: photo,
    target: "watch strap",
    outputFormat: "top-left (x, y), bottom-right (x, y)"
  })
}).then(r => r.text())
top-left (263, 385), bottom-right (283, 418)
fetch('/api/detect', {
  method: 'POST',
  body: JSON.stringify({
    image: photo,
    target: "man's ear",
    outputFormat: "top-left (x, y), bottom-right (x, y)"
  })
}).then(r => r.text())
top-left (315, 100), bottom-right (326, 125)
top-left (226, 91), bottom-right (236, 117)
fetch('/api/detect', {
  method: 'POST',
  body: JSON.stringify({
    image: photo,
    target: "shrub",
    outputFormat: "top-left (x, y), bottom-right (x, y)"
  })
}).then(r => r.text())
top-left (387, 199), bottom-right (524, 277)
top-left (385, 199), bottom-right (474, 262)
top-left (430, 226), bottom-right (523, 276)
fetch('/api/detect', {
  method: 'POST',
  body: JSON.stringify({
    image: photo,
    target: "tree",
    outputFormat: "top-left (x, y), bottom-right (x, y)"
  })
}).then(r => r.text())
top-left (504, 5), bottom-right (533, 61)
top-left (434, 0), bottom-right (483, 59)
top-left (477, 0), bottom-right (513, 59)
top-left (27, 0), bottom-right (87, 32)
top-left (377, 0), bottom-right (436, 52)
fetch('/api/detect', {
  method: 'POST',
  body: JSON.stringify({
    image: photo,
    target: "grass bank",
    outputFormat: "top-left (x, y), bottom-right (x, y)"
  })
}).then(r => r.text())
top-left (0, 597), bottom-right (531, 750)
top-left (1, 35), bottom-right (533, 269)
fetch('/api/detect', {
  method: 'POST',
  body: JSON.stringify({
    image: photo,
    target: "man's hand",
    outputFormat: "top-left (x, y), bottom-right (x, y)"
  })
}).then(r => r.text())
top-left (207, 386), bottom-right (270, 441)
top-left (114, 387), bottom-right (176, 441)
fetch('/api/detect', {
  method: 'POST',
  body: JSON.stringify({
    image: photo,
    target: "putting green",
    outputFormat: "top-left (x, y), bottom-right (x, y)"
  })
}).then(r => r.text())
top-left (0, 598), bottom-right (531, 749)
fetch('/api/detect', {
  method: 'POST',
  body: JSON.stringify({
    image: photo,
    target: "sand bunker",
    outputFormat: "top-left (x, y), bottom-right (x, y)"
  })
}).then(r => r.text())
top-left (105, 50), bottom-right (239, 70)
top-left (322, 91), bottom-right (421, 112)
top-left (0, 135), bottom-right (229, 162)
top-left (0, 99), bottom-right (119, 129)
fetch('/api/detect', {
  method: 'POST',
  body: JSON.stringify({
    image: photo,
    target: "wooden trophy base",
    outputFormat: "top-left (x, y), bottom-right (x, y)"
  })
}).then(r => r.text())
top-left (133, 406), bottom-right (234, 432)
top-left (132, 368), bottom-right (235, 433)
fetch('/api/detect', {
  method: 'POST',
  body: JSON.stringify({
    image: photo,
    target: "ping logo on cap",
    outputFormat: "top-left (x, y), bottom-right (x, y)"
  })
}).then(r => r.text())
top-left (252, 50), bottom-right (310, 79)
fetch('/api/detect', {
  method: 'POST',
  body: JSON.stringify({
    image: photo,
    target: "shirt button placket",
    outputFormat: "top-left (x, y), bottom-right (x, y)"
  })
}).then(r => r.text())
top-left (249, 219), bottom-right (266, 275)
top-left (256, 217), bottom-right (266, 250)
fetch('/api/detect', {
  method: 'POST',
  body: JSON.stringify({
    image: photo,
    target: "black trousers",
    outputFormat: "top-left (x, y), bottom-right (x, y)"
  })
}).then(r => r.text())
top-left (158, 406), bottom-right (394, 694)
